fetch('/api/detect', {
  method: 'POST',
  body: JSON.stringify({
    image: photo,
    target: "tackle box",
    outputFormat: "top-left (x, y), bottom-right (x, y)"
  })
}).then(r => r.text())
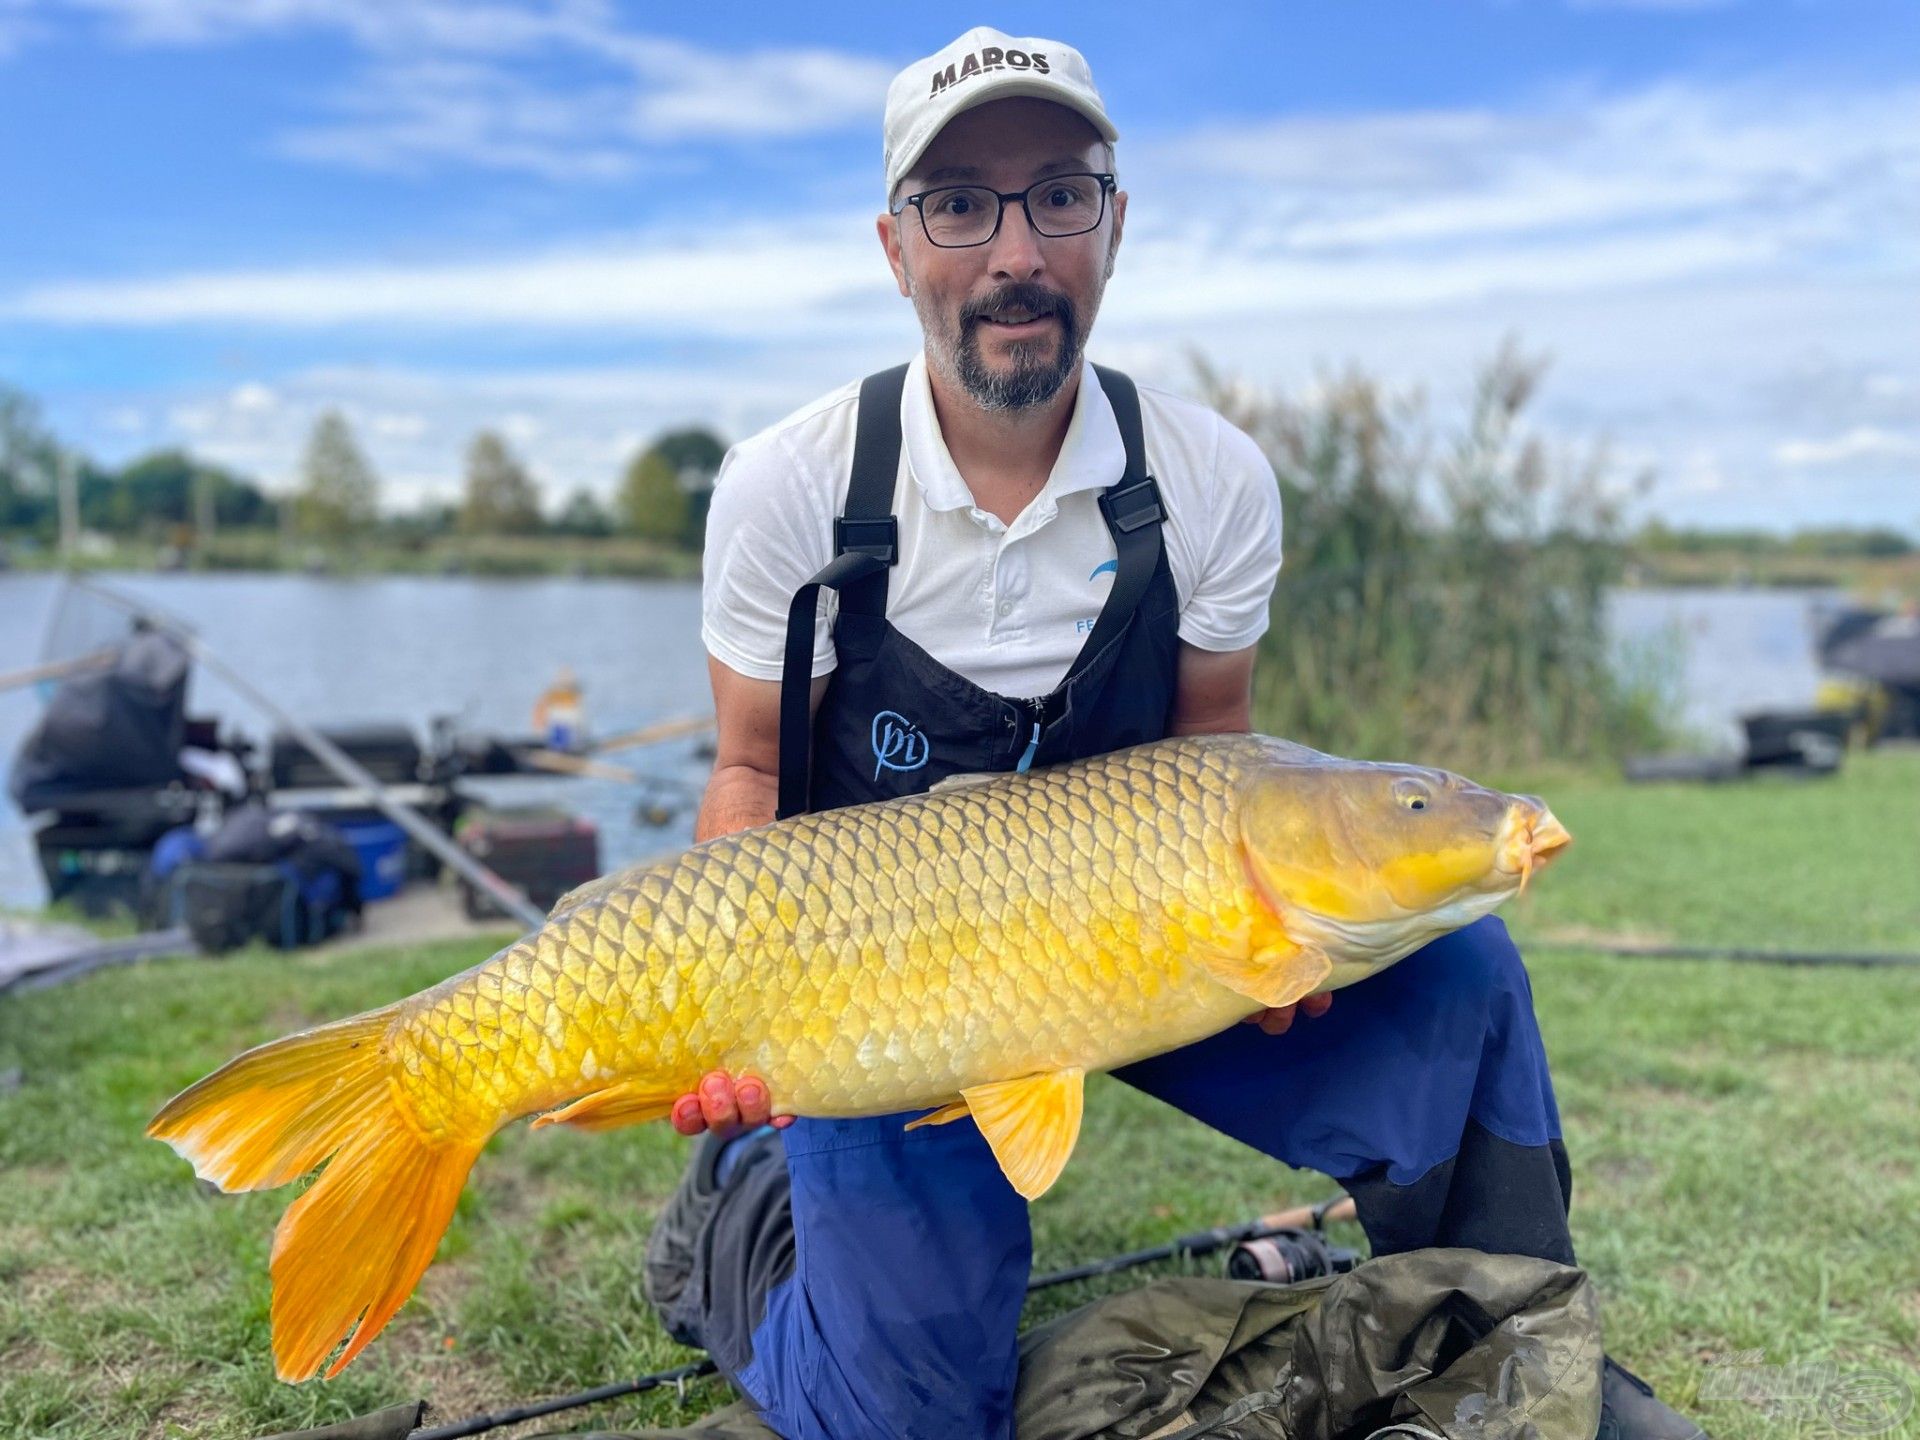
top-left (269, 722), bottom-right (424, 790)
top-left (455, 806), bottom-right (600, 919)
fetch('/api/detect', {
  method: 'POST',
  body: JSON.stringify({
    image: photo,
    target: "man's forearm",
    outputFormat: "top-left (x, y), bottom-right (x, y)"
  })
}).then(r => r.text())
top-left (695, 763), bottom-right (779, 843)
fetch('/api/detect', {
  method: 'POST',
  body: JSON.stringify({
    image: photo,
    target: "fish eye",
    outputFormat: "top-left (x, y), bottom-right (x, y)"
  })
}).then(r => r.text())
top-left (1393, 778), bottom-right (1432, 812)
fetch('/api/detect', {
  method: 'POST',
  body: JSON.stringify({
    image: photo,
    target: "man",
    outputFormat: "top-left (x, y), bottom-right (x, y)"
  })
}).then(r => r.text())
top-left (647, 27), bottom-right (1704, 1440)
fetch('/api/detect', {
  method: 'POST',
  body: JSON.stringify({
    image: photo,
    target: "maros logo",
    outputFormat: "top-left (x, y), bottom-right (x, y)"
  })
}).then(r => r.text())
top-left (930, 46), bottom-right (1049, 96)
top-left (871, 710), bottom-right (930, 779)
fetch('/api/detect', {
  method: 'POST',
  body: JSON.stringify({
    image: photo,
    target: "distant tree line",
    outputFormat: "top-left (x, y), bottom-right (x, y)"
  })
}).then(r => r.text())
top-left (1633, 519), bottom-right (1913, 559)
top-left (0, 383), bottom-right (728, 553)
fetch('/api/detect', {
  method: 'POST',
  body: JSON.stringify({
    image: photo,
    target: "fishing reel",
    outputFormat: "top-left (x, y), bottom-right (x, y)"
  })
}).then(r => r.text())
top-left (1225, 1227), bottom-right (1361, 1284)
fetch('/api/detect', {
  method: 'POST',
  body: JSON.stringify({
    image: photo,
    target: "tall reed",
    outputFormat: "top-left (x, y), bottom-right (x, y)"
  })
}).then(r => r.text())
top-left (1199, 343), bottom-right (1674, 769)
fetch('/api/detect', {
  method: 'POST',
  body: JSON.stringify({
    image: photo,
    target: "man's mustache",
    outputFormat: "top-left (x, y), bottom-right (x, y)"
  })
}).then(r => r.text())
top-left (960, 284), bottom-right (1075, 331)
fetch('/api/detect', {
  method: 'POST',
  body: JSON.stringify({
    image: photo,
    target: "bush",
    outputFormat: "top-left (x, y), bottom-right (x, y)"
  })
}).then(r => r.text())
top-left (1199, 342), bottom-right (1675, 768)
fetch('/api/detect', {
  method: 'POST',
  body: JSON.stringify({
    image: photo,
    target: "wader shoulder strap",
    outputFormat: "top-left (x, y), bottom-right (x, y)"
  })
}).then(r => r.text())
top-left (1069, 364), bottom-right (1166, 678)
top-left (775, 364), bottom-right (908, 820)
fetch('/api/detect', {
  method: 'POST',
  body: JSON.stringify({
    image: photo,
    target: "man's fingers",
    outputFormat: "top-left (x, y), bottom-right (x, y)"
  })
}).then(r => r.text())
top-left (1257, 1005), bottom-right (1296, 1035)
top-left (736, 1077), bottom-right (772, 1126)
top-left (1300, 992), bottom-right (1334, 1018)
top-left (670, 1094), bottom-right (707, 1136)
top-left (698, 1070), bottom-right (741, 1131)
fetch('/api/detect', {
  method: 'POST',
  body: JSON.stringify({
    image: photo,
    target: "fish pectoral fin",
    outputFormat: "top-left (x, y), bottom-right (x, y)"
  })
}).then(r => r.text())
top-left (903, 1098), bottom-right (972, 1130)
top-left (531, 1080), bottom-right (678, 1134)
top-left (955, 1068), bottom-right (1085, 1201)
top-left (928, 770), bottom-right (999, 795)
top-left (1198, 939), bottom-right (1333, 1011)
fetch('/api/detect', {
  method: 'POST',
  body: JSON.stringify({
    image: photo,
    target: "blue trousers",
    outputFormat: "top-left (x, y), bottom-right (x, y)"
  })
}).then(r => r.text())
top-left (720, 916), bottom-right (1566, 1440)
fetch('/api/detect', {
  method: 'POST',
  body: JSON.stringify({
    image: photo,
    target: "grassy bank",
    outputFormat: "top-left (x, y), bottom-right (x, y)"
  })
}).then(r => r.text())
top-left (3, 752), bottom-right (1917, 1438)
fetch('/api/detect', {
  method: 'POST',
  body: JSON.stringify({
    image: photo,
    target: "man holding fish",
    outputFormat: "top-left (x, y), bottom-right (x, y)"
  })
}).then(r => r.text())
top-left (663, 26), bottom-right (1703, 1440)
top-left (148, 24), bottom-right (1705, 1440)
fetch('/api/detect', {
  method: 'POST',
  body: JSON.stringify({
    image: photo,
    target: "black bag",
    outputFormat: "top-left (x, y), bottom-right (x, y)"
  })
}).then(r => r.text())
top-left (159, 803), bottom-right (365, 952)
top-left (8, 629), bottom-right (190, 811)
top-left (165, 860), bottom-right (359, 954)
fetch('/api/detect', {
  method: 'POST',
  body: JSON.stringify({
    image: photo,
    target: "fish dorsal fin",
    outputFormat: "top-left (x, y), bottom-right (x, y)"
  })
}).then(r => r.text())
top-left (929, 771), bottom-right (999, 795)
top-left (530, 1080), bottom-right (678, 1134)
top-left (908, 1069), bottom-right (1085, 1200)
top-left (1197, 939), bottom-right (1332, 1011)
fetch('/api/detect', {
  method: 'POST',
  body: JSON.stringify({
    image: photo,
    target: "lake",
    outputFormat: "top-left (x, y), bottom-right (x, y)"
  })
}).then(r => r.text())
top-left (0, 573), bottom-right (1834, 910)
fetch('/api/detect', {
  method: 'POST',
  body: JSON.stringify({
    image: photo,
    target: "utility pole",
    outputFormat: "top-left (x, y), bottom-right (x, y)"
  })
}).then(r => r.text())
top-left (56, 451), bottom-right (79, 561)
top-left (194, 465), bottom-right (216, 544)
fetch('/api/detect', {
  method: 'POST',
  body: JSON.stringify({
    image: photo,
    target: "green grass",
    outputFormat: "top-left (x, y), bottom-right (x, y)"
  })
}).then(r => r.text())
top-left (3, 751), bottom-right (1917, 1438)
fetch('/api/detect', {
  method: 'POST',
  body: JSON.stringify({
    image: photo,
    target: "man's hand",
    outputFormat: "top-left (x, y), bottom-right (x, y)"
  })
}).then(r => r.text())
top-left (669, 1069), bottom-right (796, 1138)
top-left (1243, 991), bottom-right (1334, 1036)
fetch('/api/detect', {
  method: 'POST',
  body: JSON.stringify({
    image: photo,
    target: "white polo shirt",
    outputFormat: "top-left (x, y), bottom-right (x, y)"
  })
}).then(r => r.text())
top-left (700, 353), bottom-right (1283, 700)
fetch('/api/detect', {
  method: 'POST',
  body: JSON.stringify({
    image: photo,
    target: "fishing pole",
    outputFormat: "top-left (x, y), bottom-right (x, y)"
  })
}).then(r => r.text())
top-left (1527, 936), bottom-right (1920, 968)
top-left (264, 1194), bottom-right (1356, 1440)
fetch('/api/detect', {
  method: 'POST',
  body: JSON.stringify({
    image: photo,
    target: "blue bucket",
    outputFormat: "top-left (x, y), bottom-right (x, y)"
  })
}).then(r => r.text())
top-left (338, 818), bottom-right (409, 902)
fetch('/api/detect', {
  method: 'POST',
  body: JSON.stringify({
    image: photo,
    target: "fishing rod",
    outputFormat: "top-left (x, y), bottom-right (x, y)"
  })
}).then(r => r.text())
top-left (1528, 936), bottom-right (1920, 968)
top-left (263, 1194), bottom-right (1359, 1440)
top-left (72, 578), bottom-right (547, 931)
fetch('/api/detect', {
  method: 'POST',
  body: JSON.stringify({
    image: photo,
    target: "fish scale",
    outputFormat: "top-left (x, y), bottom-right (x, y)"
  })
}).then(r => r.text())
top-left (388, 734), bottom-right (1258, 1138)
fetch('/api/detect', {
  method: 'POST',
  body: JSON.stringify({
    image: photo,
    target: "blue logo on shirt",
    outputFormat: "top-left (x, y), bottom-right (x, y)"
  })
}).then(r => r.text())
top-left (871, 710), bottom-right (930, 779)
top-left (1088, 559), bottom-right (1117, 580)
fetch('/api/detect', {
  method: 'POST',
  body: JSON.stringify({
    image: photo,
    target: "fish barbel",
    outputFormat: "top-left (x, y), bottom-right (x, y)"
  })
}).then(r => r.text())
top-left (148, 733), bottom-right (1570, 1381)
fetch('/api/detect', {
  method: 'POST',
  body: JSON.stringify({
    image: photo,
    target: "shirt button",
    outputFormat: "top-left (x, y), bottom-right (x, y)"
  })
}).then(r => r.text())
top-left (998, 601), bottom-right (1013, 617)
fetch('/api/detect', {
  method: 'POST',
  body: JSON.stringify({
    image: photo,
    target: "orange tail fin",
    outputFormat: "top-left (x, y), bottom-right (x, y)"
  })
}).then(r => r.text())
top-left (147, 1005), bottom-right (482, 1380)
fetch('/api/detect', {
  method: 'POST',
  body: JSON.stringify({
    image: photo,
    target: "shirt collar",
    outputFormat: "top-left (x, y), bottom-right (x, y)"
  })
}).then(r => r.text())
top-left (900, 350), bottom-right (1127, 517)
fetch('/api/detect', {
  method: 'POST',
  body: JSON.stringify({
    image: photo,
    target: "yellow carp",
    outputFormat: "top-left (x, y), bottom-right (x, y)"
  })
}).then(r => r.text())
top-left (148, 733), bottom-right (1569, 1381)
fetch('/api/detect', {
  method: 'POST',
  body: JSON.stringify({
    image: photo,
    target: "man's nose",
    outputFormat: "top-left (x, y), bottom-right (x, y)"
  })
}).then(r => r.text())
top-left (984, 198), bottom-right (1045, 283)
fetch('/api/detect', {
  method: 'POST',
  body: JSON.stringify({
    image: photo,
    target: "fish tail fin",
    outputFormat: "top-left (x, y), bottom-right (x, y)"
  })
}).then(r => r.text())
top-left (270, 1101), bottom-right (478, 1379)
top-left (147, 1004), bottom-right (482, 1380)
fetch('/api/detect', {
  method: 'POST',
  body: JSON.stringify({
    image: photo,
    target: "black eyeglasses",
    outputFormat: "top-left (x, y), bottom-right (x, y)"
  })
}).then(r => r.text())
top-left (892, 172), bottom-right (1116, 249)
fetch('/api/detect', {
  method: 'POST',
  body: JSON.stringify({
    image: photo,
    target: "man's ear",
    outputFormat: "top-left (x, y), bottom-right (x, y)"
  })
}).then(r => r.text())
top-left (876, 212), bottom-right (913, 298)
top-left (1105, 188), bottom-right (1127, 280)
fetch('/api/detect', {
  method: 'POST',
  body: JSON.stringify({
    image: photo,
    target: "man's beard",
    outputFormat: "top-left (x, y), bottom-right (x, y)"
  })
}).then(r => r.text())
top-left (920, 282), bottom-right (1087, 412)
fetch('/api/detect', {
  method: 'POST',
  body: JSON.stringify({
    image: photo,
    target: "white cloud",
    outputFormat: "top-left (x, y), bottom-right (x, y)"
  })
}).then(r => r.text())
top-left (16, 67), bottom-right (1920, 532)
top-left (1134, 81), bottom-right (1920, 266)
top-left (25, 0), bottom-right (893, 176)
top-left (1774, 427), bottom-right (1920, 469)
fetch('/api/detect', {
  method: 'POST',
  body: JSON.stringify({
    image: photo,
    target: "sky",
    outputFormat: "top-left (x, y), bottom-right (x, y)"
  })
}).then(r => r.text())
top-left (1, 0), bottom-right (1916, 532)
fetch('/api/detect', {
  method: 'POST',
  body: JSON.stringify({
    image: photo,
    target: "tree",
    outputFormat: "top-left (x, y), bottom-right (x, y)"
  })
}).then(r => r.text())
top-left (552, 487), bottom-right (614, 538)
top-left (0, 384), bottom-right (62, 537)
top-left (294, 410), bottom-right (379, 542)
top-left (89, 449), bottom-right (277, 535)
top-left (650, 426), bottom-right (726, 545)
top-left (458, 430), bottom-right (543, 535)
top-left (617, 445), bottom-right (689, 545)
top-left (617, 427), bottom-right (726, 547)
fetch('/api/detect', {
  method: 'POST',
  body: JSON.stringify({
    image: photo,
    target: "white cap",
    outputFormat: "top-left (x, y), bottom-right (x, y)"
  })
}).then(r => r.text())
top-left (883, 27), bottom-right (1118, 199)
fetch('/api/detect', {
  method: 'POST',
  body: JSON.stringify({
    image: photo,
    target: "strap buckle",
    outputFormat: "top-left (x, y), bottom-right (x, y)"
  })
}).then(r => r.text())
top-left (1099, 476), bottom-right (1164, 535)
top-left (833, 516), bottom-right (898, 564)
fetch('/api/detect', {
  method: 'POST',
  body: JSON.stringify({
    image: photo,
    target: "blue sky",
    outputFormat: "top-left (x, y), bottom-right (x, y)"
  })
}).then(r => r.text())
top-left (1, 0), bottom-right (1916, 530)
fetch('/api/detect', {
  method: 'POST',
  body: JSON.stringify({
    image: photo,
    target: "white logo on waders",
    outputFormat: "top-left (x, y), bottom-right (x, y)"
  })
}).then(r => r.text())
top-left (871, 711), bottom-right (930, 779)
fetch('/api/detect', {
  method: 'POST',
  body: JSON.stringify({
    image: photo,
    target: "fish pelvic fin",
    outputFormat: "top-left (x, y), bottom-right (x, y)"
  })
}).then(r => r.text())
top-left (146, 1003), bottom-right (483, 1381)
top-left (1198, 939), bottom-right (1332, 1011)
top-left (530, 1079), bottom-right (679, 1133)
top-left (934, 1069), bottom-right (1086, 1201)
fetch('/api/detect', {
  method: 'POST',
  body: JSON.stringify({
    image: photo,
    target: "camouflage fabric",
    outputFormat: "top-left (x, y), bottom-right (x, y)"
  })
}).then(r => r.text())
top-left (537, 1248), bottom-right (1601, 1440)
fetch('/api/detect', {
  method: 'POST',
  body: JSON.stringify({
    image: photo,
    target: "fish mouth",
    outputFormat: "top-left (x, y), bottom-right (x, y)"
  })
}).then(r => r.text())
top-left (1496, 801), bottom-right (1573, 895)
